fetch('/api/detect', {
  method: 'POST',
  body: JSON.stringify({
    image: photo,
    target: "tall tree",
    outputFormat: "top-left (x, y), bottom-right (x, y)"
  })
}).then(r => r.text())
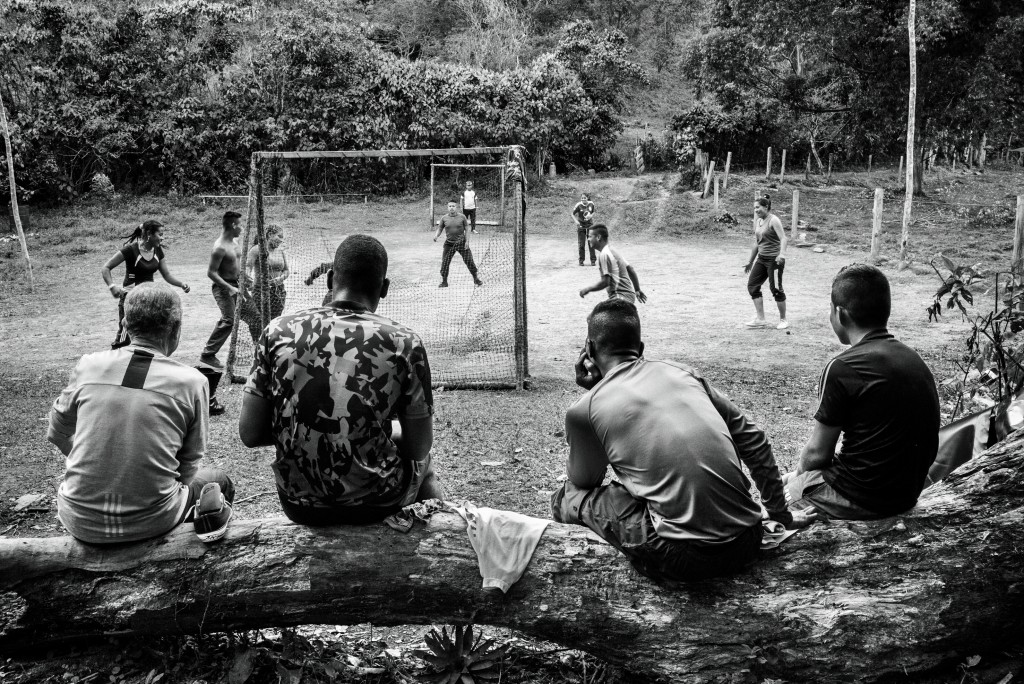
top-left (900, 0), bottom-right (917, 265)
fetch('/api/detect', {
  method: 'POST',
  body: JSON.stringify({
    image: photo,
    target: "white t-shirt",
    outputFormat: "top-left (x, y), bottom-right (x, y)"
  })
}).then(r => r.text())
top-left (463, 190), bottom-right (477, 210)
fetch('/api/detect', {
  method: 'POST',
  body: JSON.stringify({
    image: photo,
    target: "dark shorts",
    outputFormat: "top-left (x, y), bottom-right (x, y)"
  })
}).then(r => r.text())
top-left (784, 470), bottom-right (885, 520)
top-left (551, 480), bottom-right (762, 582)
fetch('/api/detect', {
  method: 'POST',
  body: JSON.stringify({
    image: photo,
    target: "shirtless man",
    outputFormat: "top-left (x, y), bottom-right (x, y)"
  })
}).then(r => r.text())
top-left (200, 211), bottom-right (243, 369)
top-left (433, 201), bottom-right (482, 287)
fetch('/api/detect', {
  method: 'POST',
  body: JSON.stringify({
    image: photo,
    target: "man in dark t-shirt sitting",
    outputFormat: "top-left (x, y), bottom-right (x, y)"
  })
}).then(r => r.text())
top-left (785, 264), bottom-right (940, 519)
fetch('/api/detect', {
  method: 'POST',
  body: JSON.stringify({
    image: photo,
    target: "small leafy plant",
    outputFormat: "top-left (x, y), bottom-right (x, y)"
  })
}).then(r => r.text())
top-left (929, 254), bottom-right (1024, 421)
top-left (413, 625), bottom-right (507, 684)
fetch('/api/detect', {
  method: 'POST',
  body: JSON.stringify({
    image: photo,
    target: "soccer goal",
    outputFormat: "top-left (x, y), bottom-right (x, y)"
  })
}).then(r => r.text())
top-left (225, 146), bottom-right (529, 389)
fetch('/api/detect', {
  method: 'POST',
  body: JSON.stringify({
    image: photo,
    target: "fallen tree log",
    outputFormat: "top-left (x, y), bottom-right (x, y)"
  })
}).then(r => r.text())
top-left (3, 431), bottom-right (1024, 682)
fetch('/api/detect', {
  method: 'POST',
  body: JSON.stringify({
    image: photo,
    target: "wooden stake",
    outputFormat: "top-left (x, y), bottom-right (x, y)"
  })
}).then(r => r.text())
top-left (868, 154), bottom-right (873, 172)
top-left (899, 0), bottom-right (917, 266)
top-left (723, 151), bottom-right (732, 190)
top-left (766, 147), bottom-right (772, 179)
top-left (790, 189), bottom-right (799, 239)
top-left (871, 188), bottom-right (884, 260)
top-left (702, 160), bottom-right (716, 199)
top-left (805, 155), bottom-right (811, 180)
top-left (828, 153), bottom-right (834, 181)
top-left (898, 156), bottom-right (904, 177)
top-left (0, 97), bottom-right (33, 290)
top-left (714, 176), bottom-right (720, 211)
top-left (779, 149), bottom-right (787, 184)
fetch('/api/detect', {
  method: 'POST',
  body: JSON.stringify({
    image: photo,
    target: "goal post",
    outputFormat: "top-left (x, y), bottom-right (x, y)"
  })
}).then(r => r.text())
top-left (225, 145), bottom-right (529, 390)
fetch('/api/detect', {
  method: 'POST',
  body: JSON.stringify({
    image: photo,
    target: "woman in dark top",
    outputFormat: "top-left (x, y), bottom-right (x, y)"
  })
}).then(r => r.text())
top-left (100, 220), bottom-right (190, 348)
top-left (743, 195), bottom-right (789, 329)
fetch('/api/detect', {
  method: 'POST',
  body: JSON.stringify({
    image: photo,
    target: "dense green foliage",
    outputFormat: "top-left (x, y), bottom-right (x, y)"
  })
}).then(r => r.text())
top-left (675, 0), bottom-right (1024, 171)
top-left (0, 1), bottom-right (646, 202)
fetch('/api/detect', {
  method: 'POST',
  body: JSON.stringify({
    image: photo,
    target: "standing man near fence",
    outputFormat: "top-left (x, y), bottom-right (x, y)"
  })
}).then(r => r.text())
top-left (572, 192), bottom-right (597, 266)
top-left (434, 200), bottom-right (483, 288)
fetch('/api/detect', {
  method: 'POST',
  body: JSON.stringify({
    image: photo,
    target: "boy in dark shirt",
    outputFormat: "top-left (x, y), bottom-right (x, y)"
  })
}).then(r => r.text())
top-left (572, 192), bottom-right (596, 266)
top-left (433, 201), bottom-right (482, 287)
top-left (786, 264), bottom-right (940, 519)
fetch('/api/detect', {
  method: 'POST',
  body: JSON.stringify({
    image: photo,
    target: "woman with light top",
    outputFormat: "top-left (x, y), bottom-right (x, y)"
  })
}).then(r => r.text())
top-left (743, 194), bottom-right (789, 329)
top-left (100, 220), bottom-right (190, 348)
top-left (240, 224), bottom-right (289, 343)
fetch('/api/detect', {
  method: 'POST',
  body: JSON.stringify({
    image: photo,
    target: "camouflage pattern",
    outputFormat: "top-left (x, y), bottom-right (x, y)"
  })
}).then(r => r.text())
top-left (244, 305), bottom-right (433, 508)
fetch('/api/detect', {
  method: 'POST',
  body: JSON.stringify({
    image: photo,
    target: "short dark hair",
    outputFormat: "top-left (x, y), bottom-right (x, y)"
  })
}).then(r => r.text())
top-left (587, 298), bottom-right (641, 354)
top-left (223, 211), bottom-right (242, 229)
top-left (832, 263), bottom-right (890, 328)
top-left (124, 282), bottom-right (181, 339)
top-left (333, 235), bottom-right (388, 292)
top-left (756, 194), bottom-right (772, 210)
top-left (587, 224), bottom-right (609, 241)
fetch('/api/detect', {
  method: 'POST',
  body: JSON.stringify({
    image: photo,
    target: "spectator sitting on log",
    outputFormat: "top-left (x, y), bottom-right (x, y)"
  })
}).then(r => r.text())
top-left (239, 235), bottom-right (443, 525)
top-left (48, 283), bottom-right (235, 545)
top-left (784, 264), bottom-right (940, 519)
top-left (551, 298), bottom-right (815, 583)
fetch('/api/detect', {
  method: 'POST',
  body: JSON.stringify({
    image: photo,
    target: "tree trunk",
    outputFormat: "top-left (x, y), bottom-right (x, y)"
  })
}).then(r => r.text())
top-left (900, 0), bottom-right (918, 264)
top-left (3, 431), bottom-right (1024, 682)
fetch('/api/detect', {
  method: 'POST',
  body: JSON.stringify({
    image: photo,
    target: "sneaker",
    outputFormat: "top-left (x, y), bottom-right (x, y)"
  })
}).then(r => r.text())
top-left (777, 320), bottom-right (790, 330)
top-left (209, 397), bottom-right (226, 416)
top-left (192, 483), bottom-right (232, 543)
top-left (745, 318), bottom-right (769, 328)
top-left (579, 261), bottom-right (585, 266)
top-left (471, 229), bottom-right (479, 234)
top-left (439, 281), bottom-right (449, 288)
top-left (590, 261), bottom-right (597, 266)
top-left (200, 354), bottom-right (223, 369)
top-left (474, 277), bottom-right (483, 286)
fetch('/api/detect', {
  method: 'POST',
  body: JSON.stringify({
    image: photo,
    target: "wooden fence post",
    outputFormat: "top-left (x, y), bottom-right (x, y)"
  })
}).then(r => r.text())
top-left (828, 154), bottom-right (834, 181)
top-left (805, 155), bottom-right (811, 180)
top-left (723, 151), bottom-right (732, 191)
top-left (766, 147), bottom-right (772, 179)
top-left (868, 154), bottom-right (873, 172)
top-left (714, 176), bottom-right (720, 211)
top-left (779, 149), bottom-right (787, 184)
top-left (790, 189), bottom-right (800, 239)
top-left (871, 188), bottom-right (884, 260)
top-left (898, 156), bottom-right (904, 177)
top-left (702, 160), bottom-right (716, 199)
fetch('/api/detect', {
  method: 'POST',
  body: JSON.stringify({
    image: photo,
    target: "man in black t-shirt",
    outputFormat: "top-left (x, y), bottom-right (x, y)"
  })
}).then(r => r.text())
top-left (785, 264), bottom-right (939, 519)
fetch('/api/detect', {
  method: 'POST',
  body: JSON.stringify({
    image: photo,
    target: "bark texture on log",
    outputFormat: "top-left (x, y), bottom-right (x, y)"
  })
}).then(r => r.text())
top-left (2, 431), bottom-right (1024, 682)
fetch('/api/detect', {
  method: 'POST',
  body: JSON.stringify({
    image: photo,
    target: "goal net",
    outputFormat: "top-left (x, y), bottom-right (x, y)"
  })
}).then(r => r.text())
top-left (225, 147), bottom-right (528, 389)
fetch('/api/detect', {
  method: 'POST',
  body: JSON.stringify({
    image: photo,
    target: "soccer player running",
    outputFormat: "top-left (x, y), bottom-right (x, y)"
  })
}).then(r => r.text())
top-left (462, 180), bottom-right (479, 234)
top-left (200, 211), bottom-right (243, 369)
top-left (572, 192), bottom-right (597, 266)
top-left (434, 200), bottom-right (483, 288)
top-left (579, 224), bottom-right (647, 304)
top-left (101, 219), bottom-right (190, 349)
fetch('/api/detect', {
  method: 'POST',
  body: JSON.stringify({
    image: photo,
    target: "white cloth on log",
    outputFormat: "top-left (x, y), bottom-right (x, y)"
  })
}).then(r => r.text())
top-left (451, 504), bottom-right (550, 594)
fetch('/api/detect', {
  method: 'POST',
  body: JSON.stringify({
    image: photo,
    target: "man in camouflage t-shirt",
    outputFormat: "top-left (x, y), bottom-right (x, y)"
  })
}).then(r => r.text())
top-left (239, 235), bottom-right (442, 525)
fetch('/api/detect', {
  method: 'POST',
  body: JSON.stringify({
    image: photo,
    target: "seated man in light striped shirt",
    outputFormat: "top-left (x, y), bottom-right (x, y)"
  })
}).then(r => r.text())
top-left (48, 283), bottom-right (235, 544)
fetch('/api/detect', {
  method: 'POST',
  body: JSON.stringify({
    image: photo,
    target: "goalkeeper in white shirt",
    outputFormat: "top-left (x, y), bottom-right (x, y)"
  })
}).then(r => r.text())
top-left (461, 180), bottom-right (479, 234)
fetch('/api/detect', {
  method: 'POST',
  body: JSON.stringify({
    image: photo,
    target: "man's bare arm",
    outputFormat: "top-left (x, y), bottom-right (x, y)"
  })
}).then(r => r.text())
top-left (626, 265), bottom-right (647, 303)
top-left (797, 421), bottom-right (841, 474)
top-left (238, 392), bottom-right (274, 447)
top-left (579, 274), bottom-right (611, 298)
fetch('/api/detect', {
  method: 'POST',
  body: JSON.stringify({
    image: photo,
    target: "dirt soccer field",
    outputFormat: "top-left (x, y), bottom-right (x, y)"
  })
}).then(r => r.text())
top-left (1, 166), bottom-right (1021, 682)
